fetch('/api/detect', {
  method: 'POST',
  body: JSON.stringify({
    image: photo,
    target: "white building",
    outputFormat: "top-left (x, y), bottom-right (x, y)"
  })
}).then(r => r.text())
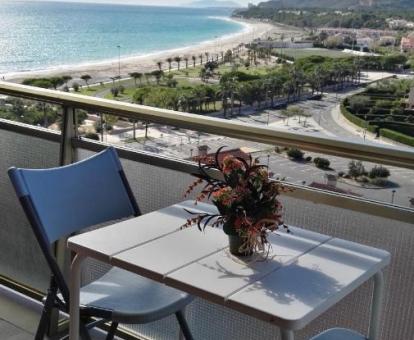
top-left (409, 88), bottom-right (414, 110)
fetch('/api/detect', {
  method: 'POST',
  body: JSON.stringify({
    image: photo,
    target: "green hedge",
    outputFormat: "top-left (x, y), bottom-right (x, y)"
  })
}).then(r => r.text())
top-left (340, 103), bottom-right (378, 133)
top-left (380, 128), bottom-right (414, 147)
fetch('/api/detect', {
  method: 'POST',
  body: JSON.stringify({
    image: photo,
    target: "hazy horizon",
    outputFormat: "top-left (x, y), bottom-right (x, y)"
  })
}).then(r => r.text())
top-left (20, 0), bottom-right (260, 7)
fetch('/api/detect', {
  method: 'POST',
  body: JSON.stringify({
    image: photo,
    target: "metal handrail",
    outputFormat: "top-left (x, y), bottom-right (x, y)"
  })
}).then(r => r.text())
top-left (1, 81), bottom-right (414, 170)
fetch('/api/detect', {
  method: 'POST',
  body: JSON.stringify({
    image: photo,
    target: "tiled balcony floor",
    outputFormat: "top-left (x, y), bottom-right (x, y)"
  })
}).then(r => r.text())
top-left (0, 284), bottom-right (116, 340)
top-left (0, 286), bottom-right (39, 339)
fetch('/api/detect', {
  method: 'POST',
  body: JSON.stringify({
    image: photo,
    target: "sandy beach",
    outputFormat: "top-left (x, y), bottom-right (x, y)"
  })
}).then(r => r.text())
top-left (5, 19), bottom-right (299, 85)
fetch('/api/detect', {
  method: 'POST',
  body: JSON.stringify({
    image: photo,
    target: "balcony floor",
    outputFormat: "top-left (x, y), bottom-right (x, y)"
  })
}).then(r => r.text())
top-left (0, 286), bottom-right (38, 339)
top-left (0, 284), bottom-right (115, 340)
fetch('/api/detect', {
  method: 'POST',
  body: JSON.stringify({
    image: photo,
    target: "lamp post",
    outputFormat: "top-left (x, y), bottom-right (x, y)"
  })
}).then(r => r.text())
top-left (117, 45), bottom-right (121, 81)
top-left (391, 189), bottom-right (396, 204)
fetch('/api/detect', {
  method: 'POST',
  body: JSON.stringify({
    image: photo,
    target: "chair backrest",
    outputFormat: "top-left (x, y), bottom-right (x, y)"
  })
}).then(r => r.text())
top-left (8, 147), bottom-right (140, 244)
top-left (8, 147), bottom-right (140, 303)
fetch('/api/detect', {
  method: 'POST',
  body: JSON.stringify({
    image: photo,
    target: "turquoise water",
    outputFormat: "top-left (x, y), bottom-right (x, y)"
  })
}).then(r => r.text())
top-left (0, 1), bottom-right (243, 74)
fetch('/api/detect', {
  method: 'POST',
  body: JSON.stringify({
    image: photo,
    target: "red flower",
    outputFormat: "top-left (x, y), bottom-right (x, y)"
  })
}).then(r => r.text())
top-left (222, 156), bottom-right (245, 175)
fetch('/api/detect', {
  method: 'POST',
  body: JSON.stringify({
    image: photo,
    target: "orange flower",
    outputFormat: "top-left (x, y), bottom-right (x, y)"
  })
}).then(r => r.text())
top-left (222, 156), bottom-right (245, 175)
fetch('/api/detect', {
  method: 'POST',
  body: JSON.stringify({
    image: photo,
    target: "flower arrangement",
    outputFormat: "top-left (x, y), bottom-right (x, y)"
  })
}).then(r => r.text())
top-left (184, 147), bottom-right (289, 256)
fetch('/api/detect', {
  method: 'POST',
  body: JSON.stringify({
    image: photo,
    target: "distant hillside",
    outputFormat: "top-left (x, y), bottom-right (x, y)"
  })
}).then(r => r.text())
top-left (234, 0), bottom-right (414, 29)
top-left (255, 0), bottom-right (414, 10)
top-left (187, 0), bottom-right (242, 8)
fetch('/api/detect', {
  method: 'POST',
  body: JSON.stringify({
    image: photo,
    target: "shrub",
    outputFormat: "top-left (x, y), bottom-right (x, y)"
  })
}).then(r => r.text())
top-left (111, 87), bottom-right (119, 97)
top-left (118, 85), bottom-right (125, 94)
top-left (72, 82), bottom-right (80, 92)
top-left (305, 156), bottom-right (312, 162)
top-left (287, 148), bottom-right (304, 160)
top-left (369, 166), bottom-right (390, 179)
top-left (314, 157), bottom-right (330, 169)
top-left (358, 176), bottom-right (370, 183)
top-left (338, 171), bottom-right (345, 177)
top-left (380, 128), bottom-right (414, 147)
top-left (341, 103), bottom-right (378, 133)
top-left (84, 132), bottom-right (100, 141)
top-left (370, 178), bottom-right (389, 186)
top-left (348, 160), bottom-right (366, 179)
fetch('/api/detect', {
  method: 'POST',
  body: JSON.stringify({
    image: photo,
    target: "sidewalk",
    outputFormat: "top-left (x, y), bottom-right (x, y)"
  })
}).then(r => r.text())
top-left (331, 105), bottom-right (396, 146)
top-left (268, 115), bottom-right (336, 137)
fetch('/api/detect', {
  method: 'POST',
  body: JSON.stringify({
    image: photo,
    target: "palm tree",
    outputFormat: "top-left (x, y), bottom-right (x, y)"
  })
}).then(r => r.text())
top-left (166, 57), bottom-right (173, 72)
top-left (144, 73), bottom-right (151, 85)
top-left (199, 54), bottom-right (204, 65)
top-left (151, 70), bottom-right (164, 85)
top-left (183, 56), bottom-right (189, 69)
top-left (156, 61), bottom-right (163, 71)
top-left (174, 56), bottom-right (182, 70)
top-left (62, 75), bottom-right (72, 86)
top-left (192, 55), bottom-right (197, 68)
top-left (129, 72), bottom-right (142, 87)
top-left (49, 77), bottom-right (64, 90)
top-left (80, 74), bottom-right (91, 88)
top-left (281, 108), bottom-right (296, 126)
top-left (204, 52), bottom-right (210, 63)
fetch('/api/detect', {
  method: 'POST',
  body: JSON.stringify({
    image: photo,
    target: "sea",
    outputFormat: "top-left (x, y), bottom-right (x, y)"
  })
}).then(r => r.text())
top-left (0, 1), bottom-right (245, 75)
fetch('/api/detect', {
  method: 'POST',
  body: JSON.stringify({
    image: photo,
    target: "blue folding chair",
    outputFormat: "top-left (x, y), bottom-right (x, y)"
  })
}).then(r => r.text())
top-left (8, 147), bottom-right (194, 340)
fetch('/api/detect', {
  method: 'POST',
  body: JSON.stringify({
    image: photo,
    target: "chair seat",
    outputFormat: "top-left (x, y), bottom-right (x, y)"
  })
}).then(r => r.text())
top-left (78, 267), bottom-right (193, 323)
top-left (310, 328), bottom-right (366, 340)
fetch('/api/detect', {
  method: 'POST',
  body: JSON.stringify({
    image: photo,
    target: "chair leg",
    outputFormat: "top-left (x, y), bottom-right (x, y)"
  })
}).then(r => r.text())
top-left (175, 310), bottom-right (194, 340)
top-left (35, 285), bottom-right (58, 339)
top-left (106, 322), bottom-right (119, 340)
top-left (80, 321), bottom-right (92, 340)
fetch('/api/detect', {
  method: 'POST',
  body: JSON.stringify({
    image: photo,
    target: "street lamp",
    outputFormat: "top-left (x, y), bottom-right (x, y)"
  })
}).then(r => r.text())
top-left (117, 45), bottom-right (121, 81)
top-left (391, 189), bottom-right (396, 204)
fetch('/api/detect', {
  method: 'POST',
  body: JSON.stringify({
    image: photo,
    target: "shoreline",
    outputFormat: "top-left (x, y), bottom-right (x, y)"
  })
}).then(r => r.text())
top-left (4, 19), bottom-right (279, 84)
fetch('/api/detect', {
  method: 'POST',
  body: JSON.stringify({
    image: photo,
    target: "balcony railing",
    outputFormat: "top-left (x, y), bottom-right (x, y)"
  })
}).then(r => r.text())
top-left (0, 81), bottom-right (413, 339)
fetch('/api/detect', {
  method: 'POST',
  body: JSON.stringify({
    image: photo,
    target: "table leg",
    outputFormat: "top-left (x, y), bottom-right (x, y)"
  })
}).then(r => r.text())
top-left (368, 271), bottom-right (384, 340)
top-left (69, 254), bottom-right (84, 340)
top-left (280, 328), bottom-right (294, 340)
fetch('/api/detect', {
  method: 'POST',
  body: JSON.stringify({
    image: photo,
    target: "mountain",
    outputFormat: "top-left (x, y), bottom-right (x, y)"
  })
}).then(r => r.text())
top-left (187, 0), bottom-right (242, 8)
top-left (255, 0), bottom-right (414, 9)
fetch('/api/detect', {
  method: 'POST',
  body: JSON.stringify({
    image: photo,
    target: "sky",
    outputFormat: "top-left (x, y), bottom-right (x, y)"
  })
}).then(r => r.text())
top-left (22, 0), bottom-right (261, 7)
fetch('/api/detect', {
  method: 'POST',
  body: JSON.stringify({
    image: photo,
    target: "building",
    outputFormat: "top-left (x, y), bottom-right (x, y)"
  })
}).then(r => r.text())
top-left (401, 36), bottom-right (414, 52)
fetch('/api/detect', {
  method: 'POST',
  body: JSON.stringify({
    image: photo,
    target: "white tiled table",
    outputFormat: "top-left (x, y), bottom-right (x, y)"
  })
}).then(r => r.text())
top-left (67, 201), bottom-right (390, 340)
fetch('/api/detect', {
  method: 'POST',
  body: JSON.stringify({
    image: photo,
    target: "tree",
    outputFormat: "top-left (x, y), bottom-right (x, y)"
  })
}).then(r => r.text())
top-left (80, 74), bottom-right (91, 88)
top-left (199, 54), bottom-right (204, 65)
top-left (151, 70), bottom-right (164, 85)
top-left (192, 55), bottom-right (197, 68)
top-left (49, 77), bottom-right (65, 90)
top-left (62, 75), bottom-right (72, 86)
top-left (280, 107), bottom-right (296, 125)
top-left (174, 56), bottom-right (182, 70)
top-left (110, 87), bottom-right (119, 97)
top-left (156, 61), bottom-right (163, 71)
top-left (129, 72), bottom-right (142, 87)
top-left (348, 96), bottom-right (370, 115)
top-left (166, 57), bottom-right (173, 72)
top-left (22, 78), bottom-right (53, 89)
top-left (205, 52), bottom-right (210, 63)
top-left (183, 56), bottom-right (189, 69)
